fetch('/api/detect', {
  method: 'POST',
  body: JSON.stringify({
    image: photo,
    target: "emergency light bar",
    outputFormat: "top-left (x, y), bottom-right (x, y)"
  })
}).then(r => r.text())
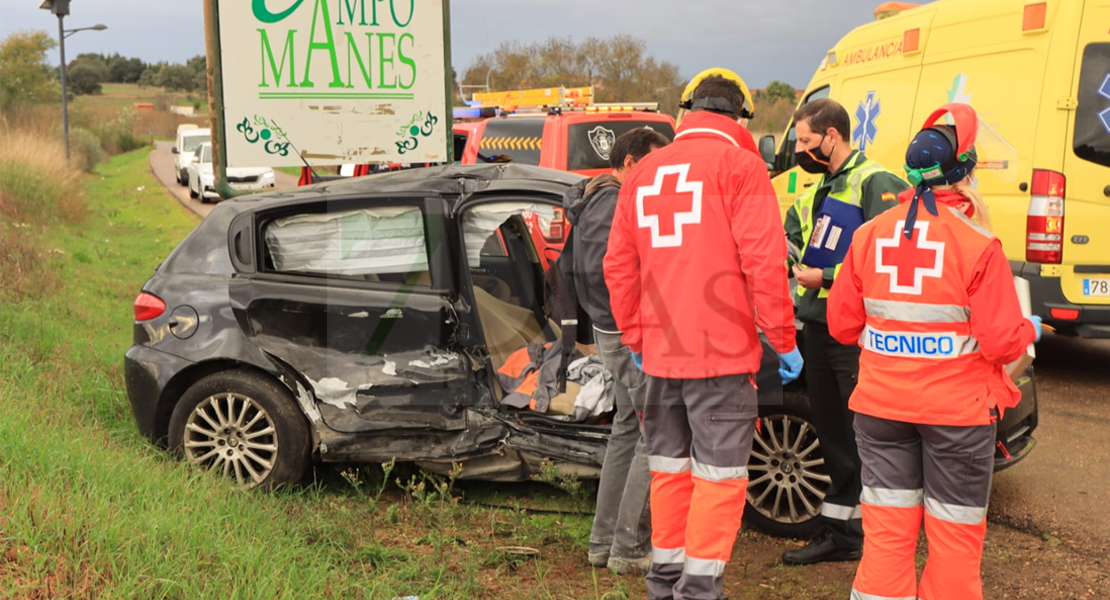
top-left (586, 103), bottom-right (659, 113)
top-left (453, 106), bottom-right (500, 120)
top-left (473, 86), bottom-right (594, 109)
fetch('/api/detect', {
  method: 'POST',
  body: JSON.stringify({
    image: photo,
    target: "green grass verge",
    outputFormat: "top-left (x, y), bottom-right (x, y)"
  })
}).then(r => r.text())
top-left (0, 149), bottom-right (626, 600)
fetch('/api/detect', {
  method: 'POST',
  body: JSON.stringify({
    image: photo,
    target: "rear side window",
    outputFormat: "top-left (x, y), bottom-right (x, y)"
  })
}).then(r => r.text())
top-left (263, 206), bottom-right (431, 285)
top-left (478, 119), bottom-right (545, 165)
top-left (182, 135), bottom-right (210, 152)
top-left (1075, 43), bottom-right (1110, 168)
top-left (566, 120), bottom-right (676, 171)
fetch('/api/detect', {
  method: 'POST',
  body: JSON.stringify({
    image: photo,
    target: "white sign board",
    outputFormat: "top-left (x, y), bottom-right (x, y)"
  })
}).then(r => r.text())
top-left (216, 0), bottom-right (449, 167)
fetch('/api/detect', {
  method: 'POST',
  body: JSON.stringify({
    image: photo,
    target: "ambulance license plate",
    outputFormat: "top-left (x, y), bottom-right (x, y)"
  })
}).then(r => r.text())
top-left (1083, 278), bottom-right (1110, 297)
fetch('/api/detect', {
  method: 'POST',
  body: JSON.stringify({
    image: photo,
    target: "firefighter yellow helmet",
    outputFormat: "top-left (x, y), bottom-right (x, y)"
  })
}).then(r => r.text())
top-left (679, 68), bottom-right (755, 120)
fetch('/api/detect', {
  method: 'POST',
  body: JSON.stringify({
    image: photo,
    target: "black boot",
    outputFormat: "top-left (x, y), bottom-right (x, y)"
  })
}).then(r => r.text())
top-left (781, 530), bottom-right (862, 565)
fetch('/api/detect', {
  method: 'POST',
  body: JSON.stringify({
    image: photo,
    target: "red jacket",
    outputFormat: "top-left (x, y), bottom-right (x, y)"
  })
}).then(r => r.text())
top-left (603, 111), bottom-right (796, 379)
top-left (828, 188), bottom-right (1037, 425)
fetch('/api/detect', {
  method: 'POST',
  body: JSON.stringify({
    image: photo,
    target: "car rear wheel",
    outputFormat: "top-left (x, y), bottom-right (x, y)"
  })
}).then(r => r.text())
top-left (168, 370), bottom-right (311, 490)
top-left (744, 401), bottom-right (831, 539)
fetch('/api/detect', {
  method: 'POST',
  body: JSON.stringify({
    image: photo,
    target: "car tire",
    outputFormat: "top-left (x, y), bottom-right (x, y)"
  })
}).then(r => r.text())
top-left (743, 395), bottom-right (831, 539)
top-left (179, 168), bottom-right (188, 185)
top-left (168, 370), bottom-right (311, 490)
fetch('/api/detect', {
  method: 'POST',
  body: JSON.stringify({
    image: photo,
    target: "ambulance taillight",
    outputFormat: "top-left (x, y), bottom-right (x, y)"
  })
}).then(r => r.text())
top-left (1026, 169), bottom-right (1065, 264)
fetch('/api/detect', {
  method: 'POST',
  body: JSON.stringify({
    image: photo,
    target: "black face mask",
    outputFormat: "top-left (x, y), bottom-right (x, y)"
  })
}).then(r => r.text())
top-left (795, 134), bottom-right (832, 174)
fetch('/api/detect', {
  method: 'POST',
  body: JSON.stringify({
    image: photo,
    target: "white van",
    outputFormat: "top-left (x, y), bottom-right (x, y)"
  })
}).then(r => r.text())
top-left (173, 127), bottom-right (211, 186)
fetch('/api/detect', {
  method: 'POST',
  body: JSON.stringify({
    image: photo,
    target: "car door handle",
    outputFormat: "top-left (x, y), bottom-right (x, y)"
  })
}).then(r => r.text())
top-left (803, 183), bottom-right (814, 188)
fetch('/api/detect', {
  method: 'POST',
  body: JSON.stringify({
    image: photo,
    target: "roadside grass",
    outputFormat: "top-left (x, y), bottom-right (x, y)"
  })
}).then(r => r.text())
top-left (0, 148), bottom-right (637, 599)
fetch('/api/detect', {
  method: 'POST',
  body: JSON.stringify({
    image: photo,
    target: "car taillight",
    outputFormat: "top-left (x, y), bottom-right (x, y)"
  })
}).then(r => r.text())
top-left (1026, 169), bottom-right (1065, 264)
top-left (540, 208), bottom-right (567, 242)
top-left (134, 292), bottom-right (166, 322)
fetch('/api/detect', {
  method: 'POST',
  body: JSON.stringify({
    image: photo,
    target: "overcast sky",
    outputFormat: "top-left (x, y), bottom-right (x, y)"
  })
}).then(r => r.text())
top-left (1, 0), bottom-right (891, 88)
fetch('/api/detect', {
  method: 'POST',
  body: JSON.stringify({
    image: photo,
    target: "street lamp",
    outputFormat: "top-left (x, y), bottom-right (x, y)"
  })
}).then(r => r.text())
top-left (65, 24), bottom-right (108, 39)
top-left (39, 0), bottom-right (108, 162)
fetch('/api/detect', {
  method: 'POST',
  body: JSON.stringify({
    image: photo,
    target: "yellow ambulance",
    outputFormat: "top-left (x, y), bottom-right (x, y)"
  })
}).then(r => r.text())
top-left (760, 0), bottom-right (1110, 338)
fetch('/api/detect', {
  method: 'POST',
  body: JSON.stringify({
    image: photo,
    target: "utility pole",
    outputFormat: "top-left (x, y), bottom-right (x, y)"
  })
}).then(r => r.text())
top-left (57, 11), bottom-right (69, 161)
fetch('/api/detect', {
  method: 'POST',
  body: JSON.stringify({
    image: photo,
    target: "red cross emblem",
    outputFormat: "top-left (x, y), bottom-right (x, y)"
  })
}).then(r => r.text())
top-left (636, 164), bottom-right (703, 248)
top-left (875, 221), bottom-right (945, 295)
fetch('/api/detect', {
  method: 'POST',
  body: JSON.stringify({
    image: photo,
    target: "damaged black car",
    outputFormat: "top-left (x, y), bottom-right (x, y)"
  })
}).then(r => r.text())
top-left (125, 163), bottom-right (1039, 538)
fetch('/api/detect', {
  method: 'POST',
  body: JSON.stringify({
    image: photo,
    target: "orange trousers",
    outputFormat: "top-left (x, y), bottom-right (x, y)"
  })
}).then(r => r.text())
top-left (851, 413), bottom-right (996, 600)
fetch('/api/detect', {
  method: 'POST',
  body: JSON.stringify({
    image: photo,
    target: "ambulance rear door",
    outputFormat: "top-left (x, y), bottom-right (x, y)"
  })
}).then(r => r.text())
top-left (1061, 0), bottom-right (1110, 308)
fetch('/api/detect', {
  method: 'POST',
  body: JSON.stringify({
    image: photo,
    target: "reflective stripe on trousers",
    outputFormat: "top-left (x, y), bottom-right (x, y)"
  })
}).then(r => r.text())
top-left (820, 502), bottom-right (862, 521)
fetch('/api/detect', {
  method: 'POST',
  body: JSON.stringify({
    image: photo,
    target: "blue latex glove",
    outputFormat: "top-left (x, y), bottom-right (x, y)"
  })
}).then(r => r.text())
top-left (630, 352), bottom-right (643, 371)
top-left (1027, 315), bottom-right (1043, 343)
top-left (778, 347), bottom-right (804, 385)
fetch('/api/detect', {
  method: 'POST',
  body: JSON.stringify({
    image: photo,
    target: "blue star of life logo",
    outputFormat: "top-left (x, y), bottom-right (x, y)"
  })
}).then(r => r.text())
top-left (853, 91), bottom-right (881, 152)
top-left (1098, 73), bottom-right (1110, 134)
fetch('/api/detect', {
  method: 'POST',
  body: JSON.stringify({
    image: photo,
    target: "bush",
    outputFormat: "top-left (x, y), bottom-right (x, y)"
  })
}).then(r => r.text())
top-left (67, 61), bottom-right (107, 96)
top-left (69, 127), bottom-right (104, 172)
top-left (83, 107), bottom-right (145, 155)
top-left (0, 129), bottom-right (86, 225)
top-left (116, 129), bottom-right (146, 153)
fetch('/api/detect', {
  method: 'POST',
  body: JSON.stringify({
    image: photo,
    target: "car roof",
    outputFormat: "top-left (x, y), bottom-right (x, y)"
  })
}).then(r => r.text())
top-left (212, 163), bottom-right (586, 216)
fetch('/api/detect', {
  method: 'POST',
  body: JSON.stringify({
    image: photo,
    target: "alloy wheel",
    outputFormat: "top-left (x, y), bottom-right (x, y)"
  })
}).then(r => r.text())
top-left (747, 413), bottom-right (832, 525)
top-left (182, 392), bottom-right (278, 488)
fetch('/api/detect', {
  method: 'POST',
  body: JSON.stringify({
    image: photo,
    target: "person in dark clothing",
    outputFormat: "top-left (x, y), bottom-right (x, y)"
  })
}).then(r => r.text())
top-left (565, 127), bottom-right (670, 575)
top-left (782, 98), bottom-right (910, 565)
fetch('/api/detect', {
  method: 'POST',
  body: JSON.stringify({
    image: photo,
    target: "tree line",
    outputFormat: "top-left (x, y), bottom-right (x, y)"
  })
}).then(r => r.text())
top-left (67, 52), bottom-right (207, 96)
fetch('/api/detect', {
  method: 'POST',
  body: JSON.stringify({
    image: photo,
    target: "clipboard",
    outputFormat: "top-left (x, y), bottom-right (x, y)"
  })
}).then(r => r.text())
top-left (802, 198), bottom-right (864, 270)
top-left (1006, 276), bottom-right (1036, 381)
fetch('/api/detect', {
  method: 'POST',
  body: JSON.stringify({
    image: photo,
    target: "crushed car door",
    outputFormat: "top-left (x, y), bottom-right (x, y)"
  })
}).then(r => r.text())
top-left (228, 194), bottom-right (475, 433)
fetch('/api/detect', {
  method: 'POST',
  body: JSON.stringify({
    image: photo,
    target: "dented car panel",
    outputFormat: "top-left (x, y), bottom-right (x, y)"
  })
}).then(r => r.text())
top-left (229, 278), bottom-right (474, 433)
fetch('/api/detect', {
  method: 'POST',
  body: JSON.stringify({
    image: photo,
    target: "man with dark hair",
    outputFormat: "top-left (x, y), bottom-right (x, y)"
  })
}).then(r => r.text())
top-left (565, 126), bottom-right (670, 575)
top-left (781, 97), bottom-right (909, 565)
top-left (606, 69), bottom-right (801, 600)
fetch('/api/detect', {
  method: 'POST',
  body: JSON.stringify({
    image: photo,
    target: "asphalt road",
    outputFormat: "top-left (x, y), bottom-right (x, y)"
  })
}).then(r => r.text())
top-left (148, 141), bottom-right (299, 218)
